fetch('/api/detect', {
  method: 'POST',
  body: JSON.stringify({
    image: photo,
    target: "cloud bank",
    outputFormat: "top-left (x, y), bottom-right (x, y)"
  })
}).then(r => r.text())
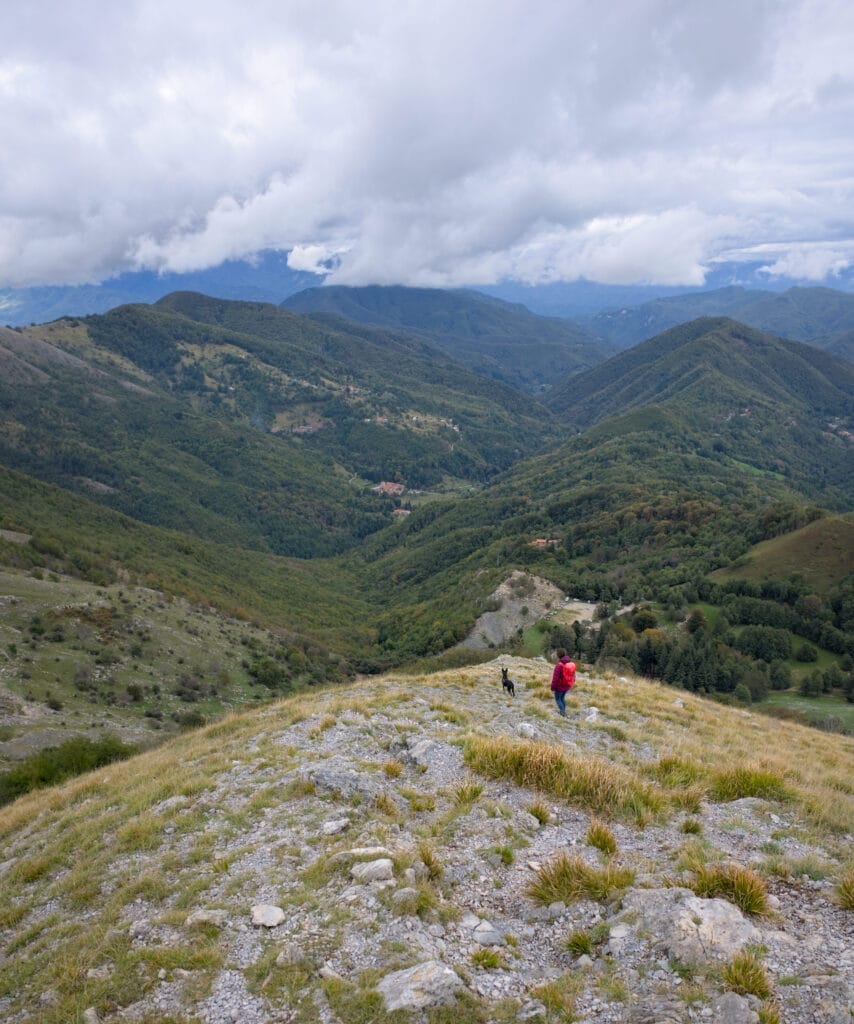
top-left (2, 0), bottom-right (853, 288)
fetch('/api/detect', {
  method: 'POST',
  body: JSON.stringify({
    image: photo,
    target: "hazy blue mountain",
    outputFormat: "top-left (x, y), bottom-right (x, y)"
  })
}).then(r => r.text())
top-left (590, 285), bottom-right (854, 353)
top-left (282, 284), bottom-right (610, 392)
top-left (0, 251), bottom-right (322, 327)
top-left (480, 262), bottom-right (854, 319)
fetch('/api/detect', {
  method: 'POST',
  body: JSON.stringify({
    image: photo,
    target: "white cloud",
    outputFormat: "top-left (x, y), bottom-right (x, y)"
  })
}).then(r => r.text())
top-left (1, 0), bottom-right (853, 288)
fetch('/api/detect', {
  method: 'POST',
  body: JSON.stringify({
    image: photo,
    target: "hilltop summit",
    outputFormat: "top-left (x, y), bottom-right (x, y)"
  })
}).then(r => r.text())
top-left (1, 659), bottom-right (852, 1023)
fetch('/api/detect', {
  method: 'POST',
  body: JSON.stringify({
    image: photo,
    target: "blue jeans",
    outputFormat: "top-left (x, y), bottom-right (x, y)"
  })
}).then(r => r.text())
top-left (553, 690), bottom-right (567, 716)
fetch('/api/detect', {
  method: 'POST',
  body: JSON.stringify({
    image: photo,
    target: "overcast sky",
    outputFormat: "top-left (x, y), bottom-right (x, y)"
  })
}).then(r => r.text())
top-left (2, 0), bottom-right (853, 290)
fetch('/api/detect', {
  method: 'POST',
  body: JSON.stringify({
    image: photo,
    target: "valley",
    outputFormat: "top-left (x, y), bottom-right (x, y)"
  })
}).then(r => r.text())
top-left (0, 289), bottom-right (852, 773)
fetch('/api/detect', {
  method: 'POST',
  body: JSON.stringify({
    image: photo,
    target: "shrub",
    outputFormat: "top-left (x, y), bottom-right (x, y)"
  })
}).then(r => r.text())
top-left (0, 735), bottom-right (136, 806)
top-left (172, 709), bottom-right (206, 729)
top-left (691, 863), bottom-right (770, 915)
top-left (733, 683), bottom-right (752, 705)
top-left (632, 608), bottom-right (658, 633)
top-left (795, 643), bottom-right (818, 663)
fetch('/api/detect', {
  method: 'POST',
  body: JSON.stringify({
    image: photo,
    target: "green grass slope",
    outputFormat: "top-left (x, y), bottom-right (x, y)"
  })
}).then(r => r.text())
top-left (711, 514), bottom-right (854, 593)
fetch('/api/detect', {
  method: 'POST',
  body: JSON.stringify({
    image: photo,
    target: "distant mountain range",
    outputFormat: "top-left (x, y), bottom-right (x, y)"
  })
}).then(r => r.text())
top-left (0, 252), bottom-right (320, 327)
top-left (283, 284), bottom-right (609, 392)
top-left (590, 286), bottom-right (854, 359)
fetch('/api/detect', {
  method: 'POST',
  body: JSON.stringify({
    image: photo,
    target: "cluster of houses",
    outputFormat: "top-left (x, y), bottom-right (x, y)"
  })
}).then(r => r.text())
top-left (370, 480), bottom-right (412, 518)
top-left (371, 481), bottom-right (406, 496)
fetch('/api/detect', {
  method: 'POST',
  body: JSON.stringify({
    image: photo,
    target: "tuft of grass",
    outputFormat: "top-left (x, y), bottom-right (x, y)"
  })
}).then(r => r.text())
top-left (532, 972), bottom-right (582, 1018)
top-left (115, 813), bottom-right (165, 853)
top-left (527, 798), bottom-right (551, 825)
top-left (691, 863), bottom-right (770, 916)
top-left (382, 759), bottom-right (403, 778)
top-left (400, 787), bottom-right (435, 812)
top-left (471, 948), bottom-right (504, 969)
top-left (453, 781), bottom-right (483, 806)
top-left (527, 853), bottom-right (635, 905)
top-left (758, 1003), bottom-right (782, 1024)
top-left (307, 714), bottom-right (336, 739)
top-left (419, 842), bottom-right (444, 881)
top-left (586, 820), bottom-right (617, 856)
top-left (389, 881), bottom-right (438, 919)
top-left (493, 844), bottom-right (515, 866)
top-left (374, 791), bottom-right (401, 819)
top-left (709, 766), bottom-right (790, 803)
top-left (651, 755), bottom-right (704, 788)
top-left (836, 866), bottom-right (854, 910)
top-left (721, 949), bottom-right (773, 1000)
top-left (564, 924), bottom-right (609, 957)
top-left (680, 817), bottom-right (703, 835)
top-left (464, 736), bottom-right (666, 821)
top-left (7, 855), bottom-right (55, 885)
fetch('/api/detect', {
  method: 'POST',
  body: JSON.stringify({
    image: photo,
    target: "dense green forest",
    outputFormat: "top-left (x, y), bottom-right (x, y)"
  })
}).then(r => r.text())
top-left (1, 297), bottom-right (563, 556)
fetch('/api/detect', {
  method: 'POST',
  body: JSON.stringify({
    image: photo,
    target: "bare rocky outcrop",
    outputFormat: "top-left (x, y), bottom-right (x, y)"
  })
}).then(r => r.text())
top-left (615, 887), bottom-right (763, 962)
top-left (460, 571), bottom-right (566, 648)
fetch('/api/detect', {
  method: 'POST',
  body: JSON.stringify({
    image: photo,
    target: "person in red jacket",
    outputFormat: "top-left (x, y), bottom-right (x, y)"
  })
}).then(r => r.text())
top-left (550, 648), bottom-right (576, 717)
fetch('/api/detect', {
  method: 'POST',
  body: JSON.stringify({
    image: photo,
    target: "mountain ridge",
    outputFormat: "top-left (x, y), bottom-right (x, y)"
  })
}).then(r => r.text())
top-left (282, 284), bottom-right (610, 393)
top-left (1, 657), bottom-right (852, 1023)
top-left (592, 286), bottom-right (854, 356)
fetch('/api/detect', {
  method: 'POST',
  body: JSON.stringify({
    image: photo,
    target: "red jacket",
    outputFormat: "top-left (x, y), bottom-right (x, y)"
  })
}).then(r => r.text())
top-left (551, 657), bottom-right (576, 692)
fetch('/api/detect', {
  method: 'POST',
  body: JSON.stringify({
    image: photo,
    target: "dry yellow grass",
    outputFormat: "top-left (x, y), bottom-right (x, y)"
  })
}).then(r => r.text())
top-left (0, 658), bottom-right (852, 1023)
top-left (464, 735), bottom-right (666, 821)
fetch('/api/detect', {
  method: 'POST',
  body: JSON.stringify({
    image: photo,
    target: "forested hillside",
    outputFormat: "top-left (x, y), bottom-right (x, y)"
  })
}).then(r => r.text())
top-left (283, 284), bottom-right (609, 392)
top-left (546, 318), bottom-right (853, 507)
top-left (1, 297), bottom-right (562, 556)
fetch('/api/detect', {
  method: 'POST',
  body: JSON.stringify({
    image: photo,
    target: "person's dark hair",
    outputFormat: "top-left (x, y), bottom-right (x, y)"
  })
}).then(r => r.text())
top-left (556, 648), bottom-right (567, 659)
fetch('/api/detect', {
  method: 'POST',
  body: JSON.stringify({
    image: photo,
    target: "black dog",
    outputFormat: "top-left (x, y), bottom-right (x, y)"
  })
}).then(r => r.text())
top-left (501, 667), bottom-right (515, 697)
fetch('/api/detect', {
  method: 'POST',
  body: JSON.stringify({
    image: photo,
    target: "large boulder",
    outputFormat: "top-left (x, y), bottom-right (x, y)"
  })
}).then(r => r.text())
top-left (615, 887), bottom-right (762, 963)
top-left (376, 961), bottom-right (464, 1011)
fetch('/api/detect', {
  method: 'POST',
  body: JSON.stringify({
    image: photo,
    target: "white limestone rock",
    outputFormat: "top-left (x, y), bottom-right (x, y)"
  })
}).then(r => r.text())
top-left (250, 904), bottom-right (285, 928)
top-left (376, 960), bottom-right (465, 1011)
top-left (350, 858), bottom-right (394, 883)
top-left (616, 887), bottom-right (761, 963)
